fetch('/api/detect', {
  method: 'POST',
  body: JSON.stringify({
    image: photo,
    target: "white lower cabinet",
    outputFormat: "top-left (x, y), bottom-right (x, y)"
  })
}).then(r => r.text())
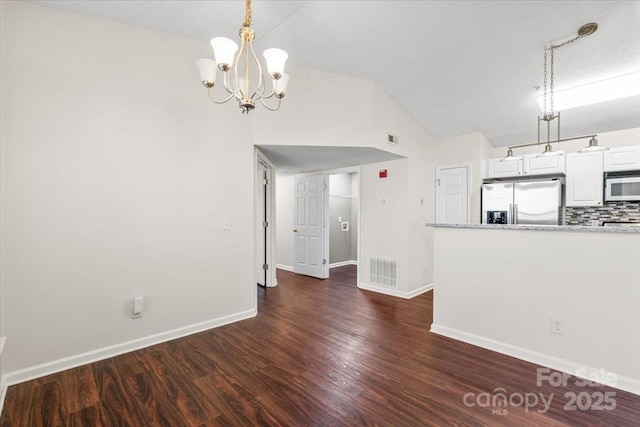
top-left (565, 152), bottom-right (603, 207)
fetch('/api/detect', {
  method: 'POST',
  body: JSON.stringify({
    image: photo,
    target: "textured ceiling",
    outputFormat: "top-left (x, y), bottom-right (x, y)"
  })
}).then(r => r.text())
top-left (28, 1), bottom-right (640, 147)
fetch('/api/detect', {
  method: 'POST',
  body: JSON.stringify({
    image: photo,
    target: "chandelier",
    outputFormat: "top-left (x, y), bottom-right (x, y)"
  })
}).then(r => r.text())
top-left (195, 0), bottom-right (290, 114)
top-left (502, 23), bottom-right (607, 161)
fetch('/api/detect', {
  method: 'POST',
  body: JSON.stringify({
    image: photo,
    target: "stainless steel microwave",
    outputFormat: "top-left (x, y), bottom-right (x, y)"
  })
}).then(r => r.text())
top-left (605, 171), bottom-right (640, 201)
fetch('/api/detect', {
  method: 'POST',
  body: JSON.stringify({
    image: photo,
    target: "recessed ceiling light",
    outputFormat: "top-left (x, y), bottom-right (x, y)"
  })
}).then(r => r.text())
top-left (536, 71), bottom-right (640, 112)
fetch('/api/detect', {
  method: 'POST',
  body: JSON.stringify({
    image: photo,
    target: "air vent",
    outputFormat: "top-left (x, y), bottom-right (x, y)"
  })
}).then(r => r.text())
top-left (387, 133), bottom-right (399, 145)
top-left (370, 257), bottom-right (398, 288)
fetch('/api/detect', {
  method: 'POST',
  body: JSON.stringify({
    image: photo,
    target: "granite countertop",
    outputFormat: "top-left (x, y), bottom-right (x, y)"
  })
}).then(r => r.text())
top-left (425, 223), bottom-right (640, 233)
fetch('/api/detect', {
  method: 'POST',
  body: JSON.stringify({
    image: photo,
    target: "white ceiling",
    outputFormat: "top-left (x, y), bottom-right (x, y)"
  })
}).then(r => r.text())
top-left (28, 1), bottom-right (640, 148)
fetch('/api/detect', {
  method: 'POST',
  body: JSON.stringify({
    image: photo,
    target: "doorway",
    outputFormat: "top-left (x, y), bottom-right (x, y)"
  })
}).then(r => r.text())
top-left (328, 172), bottom-right (358, 269)
top-left (273, 167), bottom-right (360, 283)
top-left (255, 150), bottom-right (276, 288)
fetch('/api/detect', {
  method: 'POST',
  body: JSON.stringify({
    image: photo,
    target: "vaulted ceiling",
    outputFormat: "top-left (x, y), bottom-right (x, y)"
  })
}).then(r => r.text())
top-left (28, 1), bottom-right (640, 147)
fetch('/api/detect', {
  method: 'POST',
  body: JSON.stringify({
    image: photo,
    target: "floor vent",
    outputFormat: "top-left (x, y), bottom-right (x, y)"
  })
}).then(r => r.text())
top-left (370, 257), bottom-right (398, 288)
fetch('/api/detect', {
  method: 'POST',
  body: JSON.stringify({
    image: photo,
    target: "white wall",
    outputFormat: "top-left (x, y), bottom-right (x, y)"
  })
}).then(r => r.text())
top-left (433, 132), bottom-right (493, 224)
top-left (1, 2), bottom-right (256, 375)
top-left (432, 227), bottom-right (640, 394)
top-left (368, 86), bottom-right (436, 293)
top-left (252, 67), bottom-right (375, 149)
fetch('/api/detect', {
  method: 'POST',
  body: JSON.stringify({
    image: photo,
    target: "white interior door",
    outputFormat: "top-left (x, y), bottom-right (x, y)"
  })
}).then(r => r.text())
top-left (436, 164), bottom-right (471, 224)
top-left (293, 174), bottom-right (328, 279)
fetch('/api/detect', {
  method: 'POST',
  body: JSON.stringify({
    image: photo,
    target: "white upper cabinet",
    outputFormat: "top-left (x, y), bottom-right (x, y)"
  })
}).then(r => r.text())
top-left (484, 152), bottom-right (566, 179)
top-left (565, 152), bottom-right (604, 207)
top-left (603, 145), bottom-right (640, 172)
top-left (522, 152), bottom-right (566, 176)
top-left (484, 157), bottom-right (522, 178)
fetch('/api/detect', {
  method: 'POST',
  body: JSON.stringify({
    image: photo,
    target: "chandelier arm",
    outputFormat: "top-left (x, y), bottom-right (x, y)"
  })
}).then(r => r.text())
top-left (221, 70), bottom-right (239, 97)
top-left (258, 96), bottom-right (282, 112)
top-left (247, 40), bottom-right (269, 100)
top-left (231, 36), bottom-right (247, 98)
top-left (206, 86), bottom-right (237, 104)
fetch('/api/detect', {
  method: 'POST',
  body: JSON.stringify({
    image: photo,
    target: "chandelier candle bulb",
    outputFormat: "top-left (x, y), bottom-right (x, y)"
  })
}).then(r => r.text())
top-left (210, 37), bottom-right (238, 71)
top-left (263, 48), bottom-right (288, 79)
top-left (195, 58), bottom-right (217, 87)
top-left (275, 74), bottom-right (290, 98)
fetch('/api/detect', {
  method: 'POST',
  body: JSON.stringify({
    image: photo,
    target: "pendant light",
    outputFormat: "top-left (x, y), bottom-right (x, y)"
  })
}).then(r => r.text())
top-left (500, 148), bottom-right (516, 162)
top-left (535, 23), bottom-right (602, 155)
top-left (578, 136), bottom-right (609, 153)
top-left (195, 0), bottom-right (290, 114)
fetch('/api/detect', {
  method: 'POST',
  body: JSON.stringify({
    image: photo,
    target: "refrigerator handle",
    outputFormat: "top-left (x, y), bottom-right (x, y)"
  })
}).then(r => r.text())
top-left (509, 203), bottom-right (513, 224)
top-left (514, 204), bottom-right (519, 225)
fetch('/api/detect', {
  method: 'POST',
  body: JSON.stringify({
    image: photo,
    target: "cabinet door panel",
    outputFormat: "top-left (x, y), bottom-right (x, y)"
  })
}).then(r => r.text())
top-left (566, 152), bottom-right (603, 207)
top-left (603, 145), bottom-right (640, 172)
top-left (484, 158), bottom-right (521, 178)
top-left (523, 153), bottom-right (566, 176)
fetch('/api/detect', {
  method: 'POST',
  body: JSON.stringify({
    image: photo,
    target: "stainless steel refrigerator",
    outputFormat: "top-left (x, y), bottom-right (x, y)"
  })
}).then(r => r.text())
top-left (481, 179), bottom-right (563, 225)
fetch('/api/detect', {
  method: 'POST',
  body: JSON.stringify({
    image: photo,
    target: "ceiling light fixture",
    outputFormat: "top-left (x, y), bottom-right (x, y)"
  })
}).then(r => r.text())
top-left (500, 148), bottom-right (517, 162)
top-left (502, 23), bottom-right (605, 159)
top-left (578, 136), bottom-right (608, 153)
top-left (195, 0), bottom-right (290, 114)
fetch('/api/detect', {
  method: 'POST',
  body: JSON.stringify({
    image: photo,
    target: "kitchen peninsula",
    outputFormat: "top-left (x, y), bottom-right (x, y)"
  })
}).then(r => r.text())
top-left (427, 223), bottom-right (640, 395)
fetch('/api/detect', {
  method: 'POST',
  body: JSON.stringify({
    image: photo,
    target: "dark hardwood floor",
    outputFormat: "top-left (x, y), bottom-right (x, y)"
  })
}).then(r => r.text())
top-left (2, 265), bottom-right (639, 426)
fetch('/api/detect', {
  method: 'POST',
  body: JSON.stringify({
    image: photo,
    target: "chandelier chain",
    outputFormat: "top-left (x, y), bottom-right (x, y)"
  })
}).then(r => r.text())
top-left (243, 0), bottom-right (252, 27)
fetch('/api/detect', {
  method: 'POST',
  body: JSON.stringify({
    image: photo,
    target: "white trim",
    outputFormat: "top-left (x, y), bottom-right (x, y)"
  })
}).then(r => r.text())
top-left (329, 260), bottom-right (358, 269)
top-left (255, 148), bottom-right (277, 290)
top-left (435, 162), bottom-right (472, 224)
top-left (0, 374), bottom-right (7, 417)
top-left (276, 264), bottom-right (294, 272)
top-left (358, 282), bottom-right (433, 299)
top-left (0, 337), bottom-right (5, 355)
top-left (2, 308), bottom-right (256, 388)
top-left (430, 324), bottom-right (640, 396)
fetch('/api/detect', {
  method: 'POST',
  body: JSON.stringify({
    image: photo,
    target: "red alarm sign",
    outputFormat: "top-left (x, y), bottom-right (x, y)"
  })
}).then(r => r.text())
top-left (379, 169), bottom-right (388, 178)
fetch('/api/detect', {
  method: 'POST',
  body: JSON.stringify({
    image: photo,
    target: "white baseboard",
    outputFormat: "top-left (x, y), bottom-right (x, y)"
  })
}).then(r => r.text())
top-left (329, 260), bottom-right (358, 269)
top-left (2, 308), bottom-right (257, 390)
top-left (276, 264), bottom-right (293, 272)
top-left (0, 374), bottom-right (7, 418)
top-left (358, 282), bottom-right (433, 299)
top-left (430, 324), bottom-right (640, 396)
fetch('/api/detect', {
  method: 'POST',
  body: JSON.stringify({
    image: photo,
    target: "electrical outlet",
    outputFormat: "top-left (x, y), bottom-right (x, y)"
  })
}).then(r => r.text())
top-left (550, 317), bottom-right (565, 335)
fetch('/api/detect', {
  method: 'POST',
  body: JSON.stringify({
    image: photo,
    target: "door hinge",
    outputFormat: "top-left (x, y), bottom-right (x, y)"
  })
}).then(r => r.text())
top-left (263, 221), bottom-right (268, 228)
top-left (263, 178), bottom-right (268, 185)
top-left (436, 178), bottom-right (441, 186)
top-left (262, 263), bottom-right (269, 270)
top-left (322, 259), bottom-right (327, 265)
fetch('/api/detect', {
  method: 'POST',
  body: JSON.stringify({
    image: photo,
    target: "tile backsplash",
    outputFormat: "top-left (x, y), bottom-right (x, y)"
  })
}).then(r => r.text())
top-left (565, 201), bottom-right (640, 226)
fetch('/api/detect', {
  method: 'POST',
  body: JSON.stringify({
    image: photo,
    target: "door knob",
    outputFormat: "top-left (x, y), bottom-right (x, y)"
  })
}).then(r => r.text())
top-left (293, 228), bottom-right (298, 233)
